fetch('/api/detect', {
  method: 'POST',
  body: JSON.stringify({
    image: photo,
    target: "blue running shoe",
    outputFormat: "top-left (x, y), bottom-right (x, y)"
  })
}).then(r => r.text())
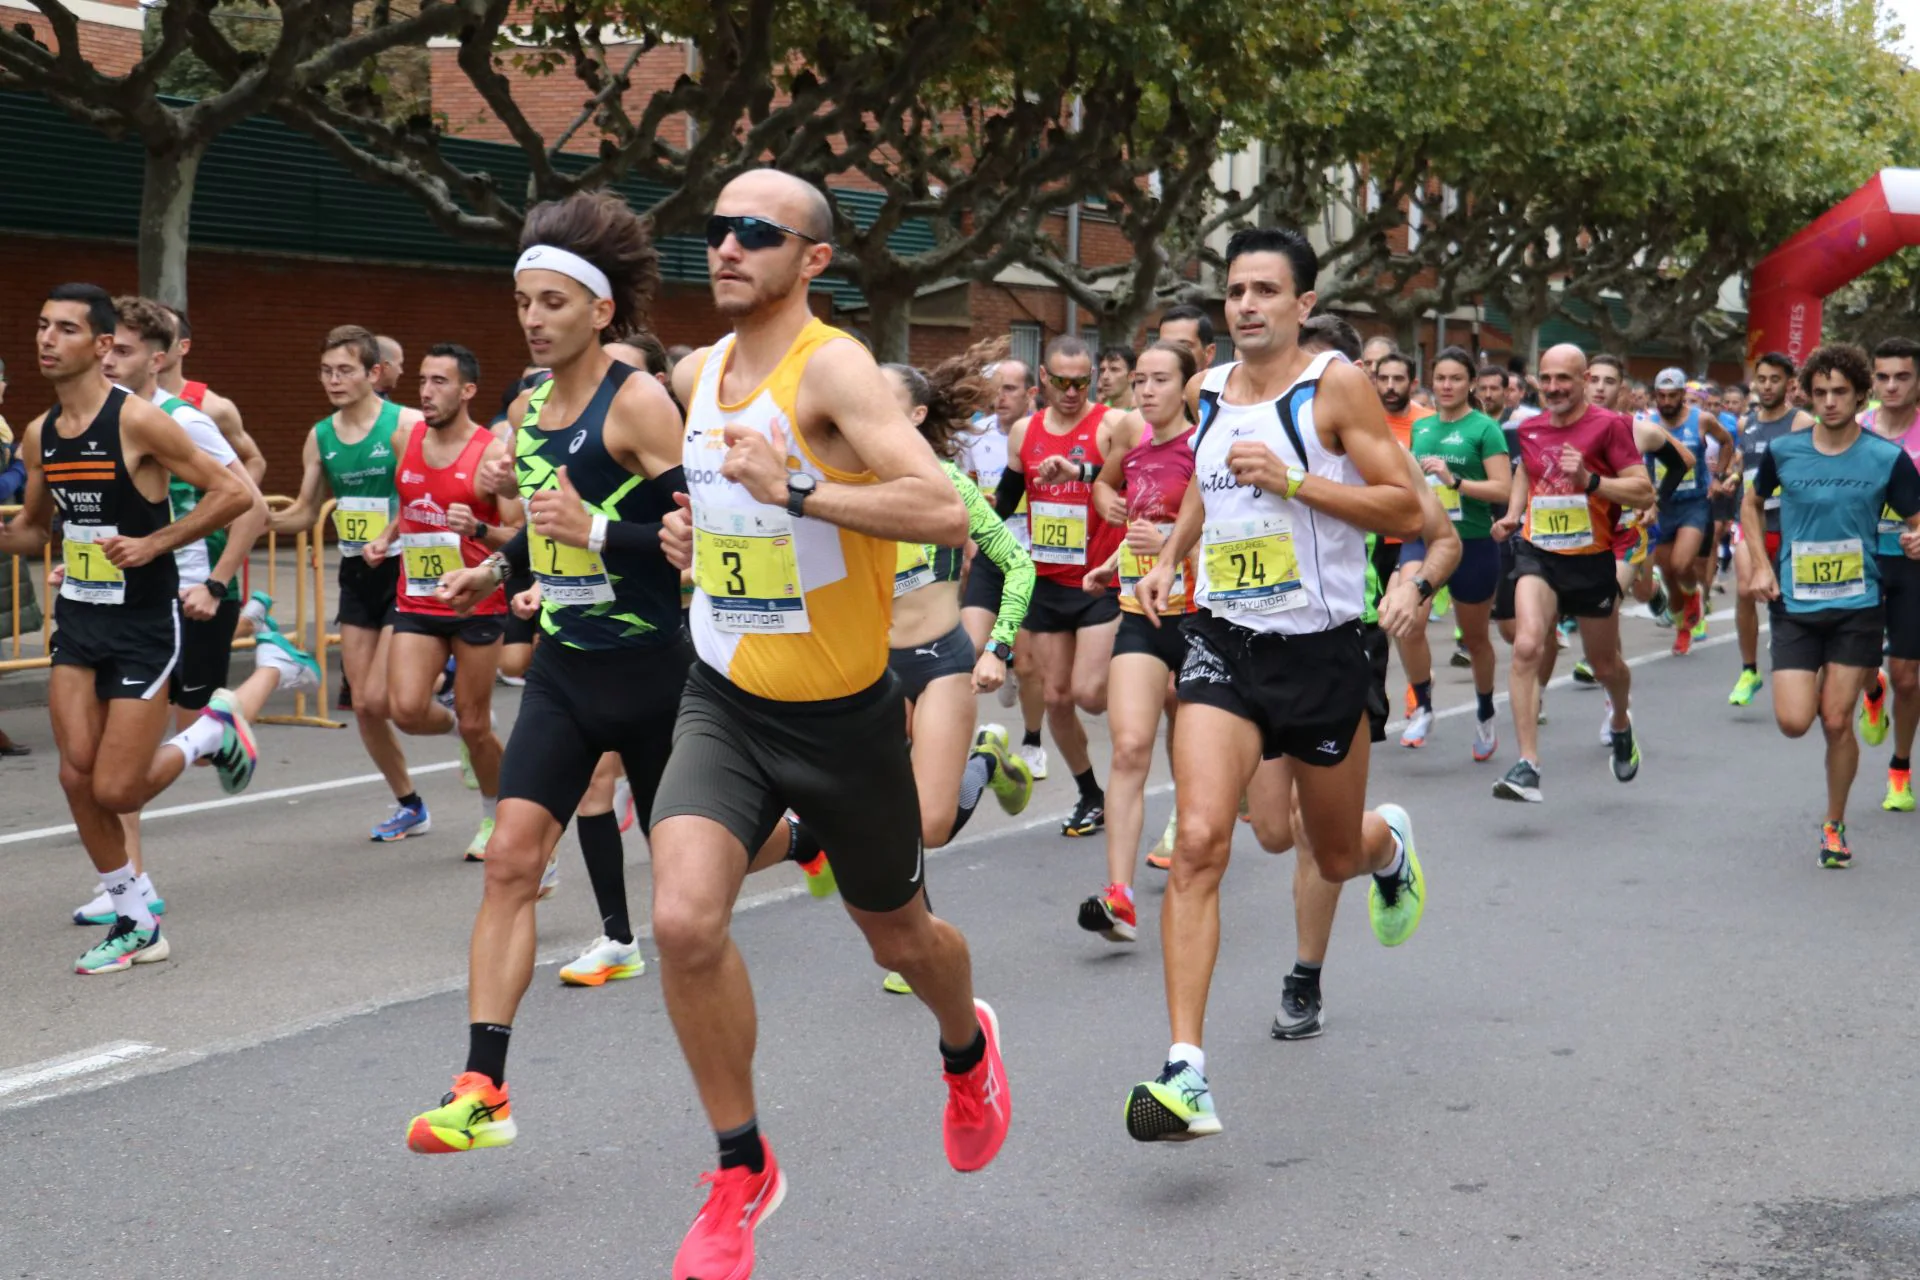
top-left (372, 798), bottom-right (432, 842)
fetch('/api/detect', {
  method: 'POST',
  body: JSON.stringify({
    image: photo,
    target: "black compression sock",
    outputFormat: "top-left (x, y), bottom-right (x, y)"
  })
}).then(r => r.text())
top-left (1021, 728), bottom-right (1042, 748)
top-left (466, 1022), bottom-right (511, 1086)
top-left (1743, 663), bottom-right (1758, 675)
top-left (1413, 680), bottom-right (1433, 712)
top-left (950, 751), bottom-right (993, 839)
top-left (1291, 960), bottom-right (1322, 989)
top-left (941, 1029), bottom-right (987, 1076)
top-left (716, 1119), bottom-right (765, 1173)
top-left (398, 792), bottom-right (422, 810)
top-left (1895, 756), bottom-right (1912, 773)
top-left (576, 812), bottom-right (631, 944)
top-left (1476, 690), bottom-right (1496, 722)
top-left (787, 816), bottom-right (824, 865)
top-left (1074, 768), bottom-right (1103, 805)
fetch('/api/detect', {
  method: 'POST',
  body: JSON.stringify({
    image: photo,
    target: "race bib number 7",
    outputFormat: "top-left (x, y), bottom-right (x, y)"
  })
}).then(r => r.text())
top-left (61, 524), bottom-right (126, 605)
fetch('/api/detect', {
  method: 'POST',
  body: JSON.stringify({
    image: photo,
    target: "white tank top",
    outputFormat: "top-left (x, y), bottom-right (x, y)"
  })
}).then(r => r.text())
top-left (1192, 352), bottom-right (1367, 634)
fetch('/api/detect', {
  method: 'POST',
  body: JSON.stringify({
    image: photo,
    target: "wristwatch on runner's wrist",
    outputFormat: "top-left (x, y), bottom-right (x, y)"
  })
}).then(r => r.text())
top-left (986, 640), bottom-right (1014, 661)
top-left (1413, 577), bottom-right (1434, 601)
top-left (786, 472), bottom-right (817, 518)
top-left (203, 578), bottom-right (228, 600)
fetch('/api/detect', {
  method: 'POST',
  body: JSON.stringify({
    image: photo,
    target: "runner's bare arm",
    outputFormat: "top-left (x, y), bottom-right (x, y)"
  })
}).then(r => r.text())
top-left (112, 397), bottom-right (251, 565)
top-left (203, 390), bottom-right (267, 486)
top-left (269, 430), bottom-right (328, 534)
top-left (1247, 359), bottom-right (1420, 538)
top-left (770, 341), bottom-right (966, 546)
top-left (602, 367), bottom-right (687, 481)
top-left (208, 458), bottom-right (269, 585)
top-left (1090, 411), bottom-right (1141, 524)
top-left (0, 415), bottom-right (51, 553)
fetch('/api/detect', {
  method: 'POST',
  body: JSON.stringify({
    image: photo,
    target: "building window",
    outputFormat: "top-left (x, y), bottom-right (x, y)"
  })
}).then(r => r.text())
top-left (1010, 323), bottom-right (1042, 371)
top-left (1082, 327), bottom-right (1101, 350)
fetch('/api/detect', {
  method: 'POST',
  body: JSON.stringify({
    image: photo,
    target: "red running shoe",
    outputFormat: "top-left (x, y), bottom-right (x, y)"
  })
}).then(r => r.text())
top-left (944, 999), bottom-right (1011, 1172)
top-left (673, 1140), bottom-right (786, 1280)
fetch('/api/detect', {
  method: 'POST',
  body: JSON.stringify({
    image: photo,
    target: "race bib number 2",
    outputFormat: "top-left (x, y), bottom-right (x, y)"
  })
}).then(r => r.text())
top-left (61, 524), bottom-right (126, 605)
top-left (694, 503), bottom-right (810, 634)
top-left (529, 529), bottom-right (614, 606)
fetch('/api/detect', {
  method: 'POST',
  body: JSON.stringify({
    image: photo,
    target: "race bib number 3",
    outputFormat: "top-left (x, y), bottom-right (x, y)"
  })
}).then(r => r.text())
top-left (400, 532), bottom-right (462, 597)
top-left (61, 524), bottom-right (126, 605)
top-left (1029, 499), bottom-right (1088, 565)
top-left (529, 529), bottom-right (614, 606)
top-left (894, 541), bottom-right (934, 598)
top-left (1528, 493), bottom-right (1594, 553)
top-left (333, 496), bottom-right (389, 556)
top-left (694, 503), bottom-right (810, 634)
top-left (1202, 516), bottom-right (1304, 615)
top-left (1790, 538), bottom-right (1866, 603)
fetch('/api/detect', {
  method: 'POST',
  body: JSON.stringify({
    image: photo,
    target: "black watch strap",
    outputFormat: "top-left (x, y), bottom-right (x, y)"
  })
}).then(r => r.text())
top-left (204, 577), bottom-right (229, 600)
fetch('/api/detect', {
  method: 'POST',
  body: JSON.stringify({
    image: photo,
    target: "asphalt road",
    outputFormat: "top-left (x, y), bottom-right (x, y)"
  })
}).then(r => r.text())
top-left (5, 598), bottom-right (1920, 1279)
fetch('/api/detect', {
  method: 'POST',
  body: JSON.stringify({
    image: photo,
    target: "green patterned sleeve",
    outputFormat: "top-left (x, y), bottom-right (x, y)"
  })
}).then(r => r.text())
top-left (944, 461), bottom-right (1033, 649)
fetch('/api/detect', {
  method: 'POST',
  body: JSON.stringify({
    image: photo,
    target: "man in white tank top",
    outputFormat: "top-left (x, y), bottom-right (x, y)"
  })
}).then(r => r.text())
top-left (1121, 227), bottom-right (1430, 1143)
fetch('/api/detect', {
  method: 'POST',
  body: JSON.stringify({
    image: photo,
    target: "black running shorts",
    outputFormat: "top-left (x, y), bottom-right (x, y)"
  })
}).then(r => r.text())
top-left (652, 661), bottom-right (926, 913)
top-left (888, 621), bottom-right (975, 704)
top-left (1879, 554), bottom-right (1920, 662)
top-left (171, 594), bottom-right (241, 710)
top-left (1022, 576), bottom-right (1119, 634)
top-left (1491, 537), bottom-right (1519, 622)
top-left (1175, 612), bottom-right (1371, 767)
top-left (392, 609), bottom-right (506, 647)
top-left (1364, 621), bottom-right (1389, 744)
top-left (498, 637), bottom-right (691, 828)
top-left (51, 600), bottom-right (181, 702)
top-left (1770, 604), bottom-right (1886, 673)
top-left (961, 552), bottom-right (1004, 616)
top-left (1113, 609), bottom-right (1188, 669)
top-left (1512, 540), bottom-right (1620, 619)
top-left (336, 554), bottom-right (399, 630)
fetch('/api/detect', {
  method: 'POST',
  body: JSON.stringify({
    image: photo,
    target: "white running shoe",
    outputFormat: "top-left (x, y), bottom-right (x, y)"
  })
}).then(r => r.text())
top-left (996, 669), bottom-right (1019, 709)
top-left (1399, 706), bottom-right (1434, 749)
top-left (537, 854), bottom-right (559, 900)
top-left (559, 935), bottom-right (644, 986)
top-left (1599, 697), bottom-right (1615, 747)
top-left (1016, 741), bottom-right (1049, 781)
top-left (1471, 716), bottom-right (1498, 763)
top-left (613, 776), bottom-right (635, 833)
top-left (255, 634), bottom-right (320, 693)
top-left (497, 673), bottom-right (526, 687)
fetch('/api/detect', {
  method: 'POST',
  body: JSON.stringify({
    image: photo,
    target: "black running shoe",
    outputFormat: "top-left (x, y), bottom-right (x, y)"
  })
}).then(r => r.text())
top-left (1610, 721), bottom-right (1641, 782)
top-left (1493, 759), bottom-right (1542, 803)
top-left (1448, 644), bottom-right (1472, 669)
top-left (1270, 973), bottom-right (1324, 1040)
top-left (1061, 797), bottom-right (1104, 837)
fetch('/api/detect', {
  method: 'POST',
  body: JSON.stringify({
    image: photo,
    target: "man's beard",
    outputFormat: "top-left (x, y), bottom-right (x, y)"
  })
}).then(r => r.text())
top-left (424, 408), bottom-right (458, 429)
top-left (1380, 391), bottom-right (1409, 414)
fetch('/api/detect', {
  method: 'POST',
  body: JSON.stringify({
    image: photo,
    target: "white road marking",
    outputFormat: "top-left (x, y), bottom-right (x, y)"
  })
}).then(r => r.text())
top-left (0, 1041), bottom-right (163, 1100)
top-left (0, 761), bottom-right (461, 848)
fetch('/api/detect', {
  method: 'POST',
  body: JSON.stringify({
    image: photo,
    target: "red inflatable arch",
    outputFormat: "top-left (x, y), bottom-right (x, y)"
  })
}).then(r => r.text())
top-left (1747, 169), bottom-right (1920, 366)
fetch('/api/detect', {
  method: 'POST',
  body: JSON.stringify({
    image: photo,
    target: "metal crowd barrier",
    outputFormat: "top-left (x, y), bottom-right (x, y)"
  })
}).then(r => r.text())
top-left (0, 497), bottom-right (345, 730)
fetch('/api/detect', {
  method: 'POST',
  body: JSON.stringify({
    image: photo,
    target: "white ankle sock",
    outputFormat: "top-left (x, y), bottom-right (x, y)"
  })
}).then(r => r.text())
top-left (1168, 1042), bottom-right (1205, 1076)
top-left (1376, 830), bottom-right (1407, 881)
top-left (165, 715), bottom-right (225, 766)
top-left (104, 864), bottom-right (154, 929)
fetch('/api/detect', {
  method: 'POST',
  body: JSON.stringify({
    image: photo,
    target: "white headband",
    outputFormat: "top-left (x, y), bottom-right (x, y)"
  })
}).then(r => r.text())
top-left (514, 245), bottom-right (612, 301)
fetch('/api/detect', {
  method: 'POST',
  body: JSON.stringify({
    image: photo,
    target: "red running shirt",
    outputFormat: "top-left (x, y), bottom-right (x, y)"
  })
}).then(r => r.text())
top-left (394, 423), bottom-right (505, 615)
top-left (1019, 405), bottom-right (1124, 586)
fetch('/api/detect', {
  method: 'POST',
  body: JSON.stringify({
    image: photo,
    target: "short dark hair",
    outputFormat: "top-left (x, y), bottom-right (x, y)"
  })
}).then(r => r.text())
top-left (1222, 226), bottom-right (1318, 294)
top-left (1043, 334), bottom-right (1092, 368)
top-left (621, 330), bottom-right (672, 379)
top-left (166, 306), bottom-right (193, 342)
top-left (1755, 351), bottom-right (1796, 378)
top-left (1098, 345), bottom-right (1137, 372)
top-left (425, 341), bottom-right (481, 386)
top-left (1724, 381), bottom-right (1748, 396)
top-left (1590, 353), bottom-right (1626, 376)
top-left (1431, 344), bottom-right (1476, 378)
top-left (47, 283), bottom-right (117, 338)
top-left (1800, 343), bottom-right (1873, 397)
top-left (1300, 314), bottom-right (1363, 362)
top-left (1158, 303), bottom-right (1215, 348)
top-left (1476, 364), bottom-right (1509, 386)
top-left (112, 296), bottom-right (177, 351)
top-left (1507, 354), bottom-right (1529, 376)
top-left (1375, 352), bottom-right (1415, 379)
top-left (520, 191), bottom-right (661, 339)
top-left (1873, 336), bottom-right (1920, 367)
top-left (322, 324), bottom-right (381, 370)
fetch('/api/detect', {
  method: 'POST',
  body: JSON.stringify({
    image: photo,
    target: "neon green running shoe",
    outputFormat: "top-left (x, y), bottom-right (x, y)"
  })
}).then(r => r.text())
top-left (1885, 768), bottom-right (1916, 813)
top-left (406, 1072), bottom-right (516, 1154)
top-left (465, 817), bottom-right (495, 863)
top-left (1433, 585), bottom-right (1452, 617)
top-left (1368, 803), bottom-right (1425, 947)
top-left (459, 739), bottom-right (478, 791)
top-left (1124, 1059), bottom-right (1221, 1142)
top-left (1861, 672), bottom-right (1890, 747)
top-left (882, 971), bottom-right (913, 995)
top-left (971, 722), bottom-right (1033, 816)
top-left (1728, 668), bottom-right (1763, 706)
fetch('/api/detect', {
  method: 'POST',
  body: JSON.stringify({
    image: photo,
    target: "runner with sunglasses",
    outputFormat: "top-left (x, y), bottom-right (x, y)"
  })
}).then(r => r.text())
top-left (994, 335), bottom-right (1127, 837)
top-left (654, 171), bottom-right (1009, 1280)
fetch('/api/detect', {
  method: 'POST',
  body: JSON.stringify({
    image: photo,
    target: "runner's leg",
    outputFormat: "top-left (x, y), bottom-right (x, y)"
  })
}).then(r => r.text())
top-left (1103, 653), bottom-right (1169, 888)
top-left (909, 673), bottom-right (977, 849)
top-left (339, 622), bottom-right (413, 799)
top-left (1819, 664), bottom-right (1869, 826)
top-left (386, 631), bottom-right (456, 737)
top-left (1509, 575), bottom-right (1557, 762)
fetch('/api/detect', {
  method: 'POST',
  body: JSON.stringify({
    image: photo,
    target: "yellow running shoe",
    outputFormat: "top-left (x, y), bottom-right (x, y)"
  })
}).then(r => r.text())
top-left (465, 817), bottom-right (495, 862)
top-left (406, 1071), bottom-right (516, 1154)
top-left (1728, 668), bottom-right (1763, 706)
top-left (1368, 804), bottom-right (1425, 947)
top-left (1886, 767), bottom-right (1916, 813)
top-left (882, 971), bottom-right (913, 995)
top-left (1860, 672), bottom-right (1890, 747)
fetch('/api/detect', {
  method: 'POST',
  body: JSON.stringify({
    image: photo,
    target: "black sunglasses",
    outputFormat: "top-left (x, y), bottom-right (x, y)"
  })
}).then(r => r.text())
top-left (706, 214), bottom-right (823, 252)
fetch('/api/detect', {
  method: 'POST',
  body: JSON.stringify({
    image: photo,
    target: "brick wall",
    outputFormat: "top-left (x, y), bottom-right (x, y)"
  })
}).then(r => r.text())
top-left (429, 42), bottom-right (691, 152)
top-left (0, 235), bottom-right (745, 496)
top-left (8, 13), bottom-right (142, 75)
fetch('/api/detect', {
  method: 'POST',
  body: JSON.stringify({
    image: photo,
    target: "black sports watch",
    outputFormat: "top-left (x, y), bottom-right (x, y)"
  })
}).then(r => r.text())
top-left (986, 639), bottom-right (1014, 661)
top-left (473, 521), bottom-right (491, 542)
top-left (1585, 471), bottom-right (1603, 494)
top-left (1412, 576), bottom-right (1434, 602)
top-left (203, 577), bottom-right (229, 600)
top-left (786, 472), bottom-right (817, 518)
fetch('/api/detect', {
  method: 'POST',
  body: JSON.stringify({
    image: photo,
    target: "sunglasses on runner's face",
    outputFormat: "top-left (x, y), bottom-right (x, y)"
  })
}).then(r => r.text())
top-left (1047, 373), bottom-right (1092, 392)
top-left (706, 214), bottom-right (821, 252)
